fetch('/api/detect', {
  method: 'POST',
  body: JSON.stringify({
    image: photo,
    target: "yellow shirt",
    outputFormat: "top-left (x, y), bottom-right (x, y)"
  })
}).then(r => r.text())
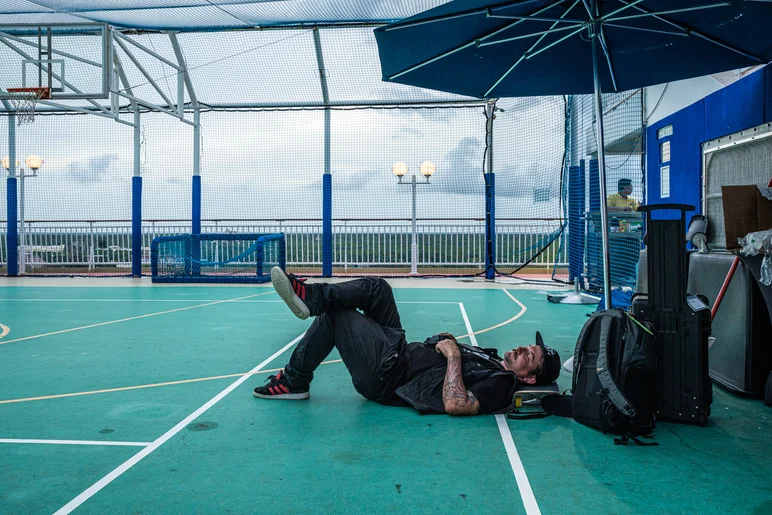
top-left (607, 193), bottom-right (639, 212)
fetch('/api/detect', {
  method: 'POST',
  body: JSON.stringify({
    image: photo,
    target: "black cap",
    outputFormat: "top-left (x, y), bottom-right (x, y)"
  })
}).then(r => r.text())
top-left (534, 331), bottom-right (561, 385)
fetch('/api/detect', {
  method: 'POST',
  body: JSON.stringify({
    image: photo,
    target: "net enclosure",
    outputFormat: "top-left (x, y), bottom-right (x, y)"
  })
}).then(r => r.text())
top-left (151, 232), bottom-right (285, 283)
top-left (0, 2), bottom-right (644, 285)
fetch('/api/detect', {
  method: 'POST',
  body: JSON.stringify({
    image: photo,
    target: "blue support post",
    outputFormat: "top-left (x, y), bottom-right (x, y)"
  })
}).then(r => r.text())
top-left (279, 233), bottom-right (287, 271)
top-left (256, 239), bottom-right (264, 278)
top-left (587, 159), bottom-right (603, 290)
top-left (322, 173), bottom-right (332, 277)
top-left (6, 177), bottom-right (18, 277)
top-left (131, 176), bottom-right (142, 277)
top-left (485, 172), bottom-right (496, 279)
top-left (191, 175), bottom-right (201, 276)
top-left (568, 164), bottom-right (585, 283)
top-left (589, 159), bottom-right (600, 212)
top-left (184, 236), bottom-right (192, 276)
top-left (150, 239), bottom-right (158, 278)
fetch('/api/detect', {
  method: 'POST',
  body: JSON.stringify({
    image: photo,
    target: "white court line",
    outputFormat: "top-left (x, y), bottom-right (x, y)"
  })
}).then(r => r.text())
top-left (0, 439), bottom-right (151, 447)
top-left (0, 299), bottom-right (459, 304)
top-left (53, 332), bottom-right (305, 515)
top-left (0, 291), bottom-right (272, 345)
top-left (458, 300), bottom-right (541, 515)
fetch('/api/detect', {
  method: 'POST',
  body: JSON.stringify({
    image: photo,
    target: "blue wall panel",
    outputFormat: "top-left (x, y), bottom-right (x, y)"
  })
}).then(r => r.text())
top-left (645, 65), bottom-right (772, 223)
top-left (704, 70), bottom-right (765, 141)
top-left (765, 65), bottom-right (772, 123)
top-left (645, 101), bottom-right (705, 220)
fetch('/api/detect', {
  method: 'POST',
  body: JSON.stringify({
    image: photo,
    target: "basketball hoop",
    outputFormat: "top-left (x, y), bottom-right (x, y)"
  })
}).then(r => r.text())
top-left (6, 87), bottom-right (50, 126)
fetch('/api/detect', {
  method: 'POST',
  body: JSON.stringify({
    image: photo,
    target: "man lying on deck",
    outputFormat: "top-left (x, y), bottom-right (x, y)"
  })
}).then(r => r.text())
top-left (254, 268), bottom-right (560, 415)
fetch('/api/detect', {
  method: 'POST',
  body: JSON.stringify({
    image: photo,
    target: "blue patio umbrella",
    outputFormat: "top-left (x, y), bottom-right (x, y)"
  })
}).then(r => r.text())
top-left (374, 0), bottom-right (772, 308)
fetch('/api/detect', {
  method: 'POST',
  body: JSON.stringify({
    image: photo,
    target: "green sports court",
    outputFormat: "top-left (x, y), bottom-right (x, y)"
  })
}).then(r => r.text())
top-left (2, 2), bottom-right (772, 514)
top-left (1, 279), bottom-right (770, 514)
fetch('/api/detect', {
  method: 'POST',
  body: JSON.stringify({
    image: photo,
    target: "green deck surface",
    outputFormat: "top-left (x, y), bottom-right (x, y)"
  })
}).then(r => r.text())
top-left (1, 285), bottom-right (770, 514)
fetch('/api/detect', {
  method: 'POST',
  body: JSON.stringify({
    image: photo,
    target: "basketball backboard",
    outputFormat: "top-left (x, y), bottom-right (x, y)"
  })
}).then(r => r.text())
top-left (0, 23), bottom-right (111, 100)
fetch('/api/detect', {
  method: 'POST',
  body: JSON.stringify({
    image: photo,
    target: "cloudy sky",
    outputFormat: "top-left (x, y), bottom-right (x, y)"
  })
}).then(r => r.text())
top-left (0, 26), bottom-right (641, 226)
top-left (0, 97), bottom-right (572, 223)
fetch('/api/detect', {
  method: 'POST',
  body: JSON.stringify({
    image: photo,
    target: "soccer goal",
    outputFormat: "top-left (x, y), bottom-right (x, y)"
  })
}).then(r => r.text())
top-left (150, 233), bottom-right (286, 283)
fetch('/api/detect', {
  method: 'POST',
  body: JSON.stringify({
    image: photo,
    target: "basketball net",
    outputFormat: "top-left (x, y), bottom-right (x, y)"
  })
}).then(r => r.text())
top-left (7, 87), bottom-right (49, 126)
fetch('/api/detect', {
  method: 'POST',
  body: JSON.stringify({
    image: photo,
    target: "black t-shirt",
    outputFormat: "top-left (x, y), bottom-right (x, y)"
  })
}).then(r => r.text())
top-left (394, 342), bottom-right (516, 414)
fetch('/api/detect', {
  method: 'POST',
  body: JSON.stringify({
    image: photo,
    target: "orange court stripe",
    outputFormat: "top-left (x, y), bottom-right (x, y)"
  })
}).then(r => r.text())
top-left (0, 359), bottom-right (345, 405)
top-left (1, 288), bottom-right (526, 405)
top-left (0, 291), bottom-right (274, 346)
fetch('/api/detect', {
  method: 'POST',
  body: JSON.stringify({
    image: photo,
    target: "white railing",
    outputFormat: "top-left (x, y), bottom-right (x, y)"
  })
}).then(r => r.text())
top-left (0, 219), bottom-right (566, 273)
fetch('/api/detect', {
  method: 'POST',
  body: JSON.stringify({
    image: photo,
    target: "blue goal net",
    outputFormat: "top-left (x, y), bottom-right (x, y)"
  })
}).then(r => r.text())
top-left (151, 233), bottom-right (285, 283)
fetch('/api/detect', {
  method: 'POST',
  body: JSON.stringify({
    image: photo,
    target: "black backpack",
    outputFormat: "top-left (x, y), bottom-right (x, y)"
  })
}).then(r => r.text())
top-left (543, 309), bottom-right (658, 445)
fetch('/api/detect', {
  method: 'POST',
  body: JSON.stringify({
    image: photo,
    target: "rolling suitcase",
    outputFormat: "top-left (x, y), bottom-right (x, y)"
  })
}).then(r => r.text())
top-left (636, 204), bottom-right (712, 426)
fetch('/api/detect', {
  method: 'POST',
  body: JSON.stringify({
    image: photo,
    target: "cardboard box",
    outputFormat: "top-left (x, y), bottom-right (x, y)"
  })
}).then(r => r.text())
top-left (722, 185), bottom-right (772, 249)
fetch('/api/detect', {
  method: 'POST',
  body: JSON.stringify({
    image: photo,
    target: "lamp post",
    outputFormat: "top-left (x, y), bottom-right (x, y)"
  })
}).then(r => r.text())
top-left (3, 154), bottom-right (42, 274)
top-left (392, 160), bottom-right (435, 275)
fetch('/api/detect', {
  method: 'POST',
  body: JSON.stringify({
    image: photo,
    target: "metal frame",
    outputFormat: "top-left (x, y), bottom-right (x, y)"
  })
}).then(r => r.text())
top-left (701, 121), bottom-right (772, 217)
top-left (2, 23), bottom-right (201, 277)
top-left (0, 23), bottom-right (111, 100)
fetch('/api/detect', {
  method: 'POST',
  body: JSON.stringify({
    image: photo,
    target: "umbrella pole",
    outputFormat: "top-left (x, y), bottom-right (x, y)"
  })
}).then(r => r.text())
top-left (590, 21), bottom-right (613, 310)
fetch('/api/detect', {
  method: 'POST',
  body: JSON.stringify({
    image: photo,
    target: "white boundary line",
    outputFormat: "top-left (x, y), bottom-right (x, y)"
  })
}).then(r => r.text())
top-left (53, 332), bottom-right (305, 515)
top-left (0, 439), bottom-right (151, 447)
top-left (0, 292), bottom-right (273, 345)
top-left (0, 299), bottom-right (460, 304)
top-left (458, 298), bottom-right (541, 515)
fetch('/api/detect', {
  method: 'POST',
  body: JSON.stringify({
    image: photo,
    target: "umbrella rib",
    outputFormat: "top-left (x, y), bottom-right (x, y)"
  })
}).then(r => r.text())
top-left (485, 0), bottom-right (583, 97)
top-left (602, 22), bottom-right (688, 37)
top-left (382, 0), bottom-right (545, 32)
top-left (389, 0), bottom-right (571, 80)
top-left (614, 0), bottom-right (766, 63)
top-left (606, 3), bottom-right (731, 22)
top-left (581, 0), bottom-right (593, 17)
top-left (598, 27), bottom-right (619, 91)
top-left (596, 0), bottom-right (647, 21)
top-left (488, 14), bottom-right (585, 24)
top-left (525, 25), bottom-right (585, 59)
top-left (479, 22), bottom-right (585, 47)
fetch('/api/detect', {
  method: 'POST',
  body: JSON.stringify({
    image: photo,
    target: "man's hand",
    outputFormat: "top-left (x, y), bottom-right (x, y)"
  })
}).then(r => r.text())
top-left (435, 338), bottom-right (460, 359)
top-left (438, 332), bottom-right (457, 342)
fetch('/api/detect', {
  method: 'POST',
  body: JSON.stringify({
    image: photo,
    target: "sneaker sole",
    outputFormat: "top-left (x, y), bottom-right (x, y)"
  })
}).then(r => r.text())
top-left (271, 267), bottom-right (311, 320)
top-left (253, 390), bottom-right (310, 400)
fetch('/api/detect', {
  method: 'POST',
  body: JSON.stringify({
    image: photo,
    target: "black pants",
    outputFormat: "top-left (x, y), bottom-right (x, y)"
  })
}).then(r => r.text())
top-left (283, 278), bottom-right (407, 402)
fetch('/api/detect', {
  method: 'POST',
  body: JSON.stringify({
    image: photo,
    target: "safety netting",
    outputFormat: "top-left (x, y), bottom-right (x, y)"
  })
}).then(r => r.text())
top-left (0, 15), bottom-right (642, 279)
top-left (555, 90), bottom-right (645, 291)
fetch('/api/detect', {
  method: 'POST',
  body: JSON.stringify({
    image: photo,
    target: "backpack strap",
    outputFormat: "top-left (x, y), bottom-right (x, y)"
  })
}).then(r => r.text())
top-left (596, 313), bottom-right (637, 418)
top-left (572, 312), bottom-right (600, 392)
top-left (615, 435), bottom-right (660, 446)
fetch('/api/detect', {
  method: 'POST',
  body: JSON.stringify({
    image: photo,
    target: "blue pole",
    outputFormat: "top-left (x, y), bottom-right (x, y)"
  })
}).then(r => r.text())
top-left (6, 177), bottom-right (18, 277)
top-left (589, 158), bottom-right (600, 212)
top-left (191, 175), bottom-right (201, 276)
top-left (192, 175), bottom-right (201, 234)
top-left (587, 159), bottom-right (603, 289)
top-left (485, 172), bottom-right (496, 279)
top-left (322, 173), bottom-right (332, 277)
top-left (568, 164), bottom-right (585, 283)
top-left (279, 233), bottom-right (287, 271)
top-left (256, 239), bottom-right (264, 277)
top-left (150, 239), bottom-right (159, 278)
top-left (132, 176), bottom-right (142, 277)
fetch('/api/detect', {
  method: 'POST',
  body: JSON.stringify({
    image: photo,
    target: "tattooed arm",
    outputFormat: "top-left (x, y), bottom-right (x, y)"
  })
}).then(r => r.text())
top-left (435, 339), bottom-right (480, 416)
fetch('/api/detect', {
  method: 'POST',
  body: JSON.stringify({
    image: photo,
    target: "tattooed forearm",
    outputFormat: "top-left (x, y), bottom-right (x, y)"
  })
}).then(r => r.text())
top-left (442, 355), bottom-right (480, 415)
